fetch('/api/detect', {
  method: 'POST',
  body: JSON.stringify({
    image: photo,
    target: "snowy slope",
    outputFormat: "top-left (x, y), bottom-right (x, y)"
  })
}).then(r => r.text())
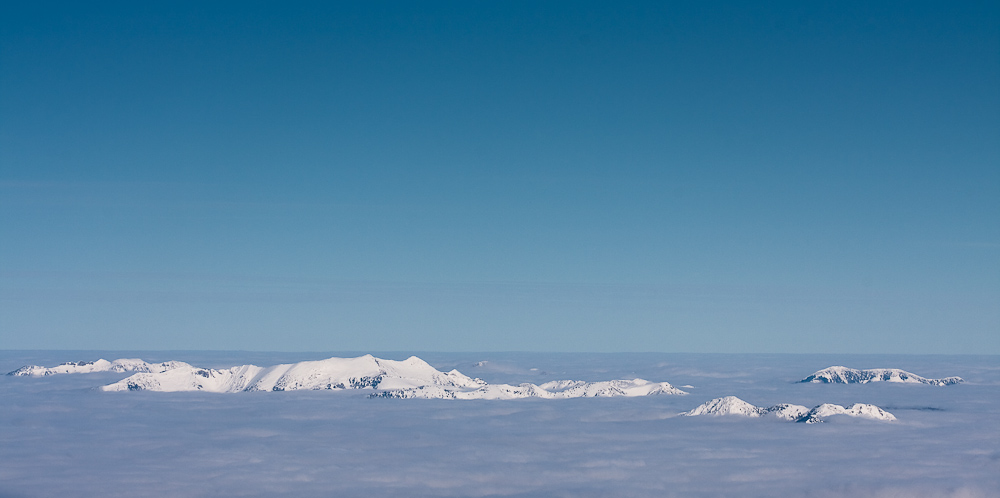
top-left (375, 378), bottom-right (687, 399)
top-left (684, 396), bottom-right (895, 423)
top-left (797, 403), bottom-right (897, 424)
top-left (100, 355), bottom-right (487, 393)
top-left (10, 354), bottom-right (690, 398)
top-left (7, 359), bottom-right (190, 377)
top-left (683, 396), bottom-right (773, 417)
top-left (800, 366), bottom-right (963, 386)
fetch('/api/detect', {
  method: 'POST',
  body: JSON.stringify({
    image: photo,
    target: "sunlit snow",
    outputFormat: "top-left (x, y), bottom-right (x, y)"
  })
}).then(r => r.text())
top-left (801, 366), bottom-right (964, 386)
top-left (7, 355), bottom-right (689, 398)
top-left (684, 395), bottom-right (896, 423)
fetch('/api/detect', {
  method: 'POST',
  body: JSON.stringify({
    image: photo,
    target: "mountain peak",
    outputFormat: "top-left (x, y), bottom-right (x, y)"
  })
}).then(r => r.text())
top-left (684, 396), bottom-right (763, 417)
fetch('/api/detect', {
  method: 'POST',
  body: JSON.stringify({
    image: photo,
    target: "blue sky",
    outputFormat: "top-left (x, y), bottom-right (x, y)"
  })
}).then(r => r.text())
top-left (1, 1), bottom-right (997, 352)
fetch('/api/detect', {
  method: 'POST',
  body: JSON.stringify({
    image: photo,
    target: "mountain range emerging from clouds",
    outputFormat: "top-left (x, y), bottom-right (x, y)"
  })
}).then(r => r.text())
top-left (7, 358), bottom-right (189, 377)
top-left (372, 378), bottom-right (685, 399)
top-left (683, 395), bottom-right (898, 423)
top-left (800, 366), bottom-right (964, 386)
top-left (7, 356), bottom-right (963, 419)
top-left (4, 352), bottom-right (994, 498)
top-left (8, 355), bottom-right (687, 398)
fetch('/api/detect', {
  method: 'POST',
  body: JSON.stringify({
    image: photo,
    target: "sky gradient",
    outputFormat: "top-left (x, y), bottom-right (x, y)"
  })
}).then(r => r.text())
top-left (1, 1), bottom-right (997, 352)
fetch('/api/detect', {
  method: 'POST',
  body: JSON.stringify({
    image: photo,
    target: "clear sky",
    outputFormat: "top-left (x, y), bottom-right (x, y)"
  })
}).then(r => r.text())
top-left (1, 1), bottom-right (997, 353)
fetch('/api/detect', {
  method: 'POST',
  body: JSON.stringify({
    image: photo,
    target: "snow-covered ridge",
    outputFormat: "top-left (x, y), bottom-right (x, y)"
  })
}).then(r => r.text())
top-left (12, 355), bottom-right (687, 398)
top-left (374, 378), bottom-right (686, 400)
top-left (683, 396), bottom-right (896, 423)
top-left (7, 359), bottom-right (190, 377)
top-left (100, 355), bottom-right (487, 393)
top-left (801, 366), bottom-right (963, 386)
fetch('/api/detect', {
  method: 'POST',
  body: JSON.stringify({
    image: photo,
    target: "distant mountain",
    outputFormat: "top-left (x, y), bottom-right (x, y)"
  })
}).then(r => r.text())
top-left (99, 355), bottom-right (487, 393)
top-left (797, 403), bottom-right (897, 423)
top-left (683, 396), bottom-right (896, 423)
top-left (801, 366), bottom-right (963, 386)
top-left (375, 378), bottom-right (687, 399)
top-left (7, 359), bottom-right (189, 377)
top-left (10, 355), bottom-right (688, 398)
top-left (683, 396), bottom-right (809, 420)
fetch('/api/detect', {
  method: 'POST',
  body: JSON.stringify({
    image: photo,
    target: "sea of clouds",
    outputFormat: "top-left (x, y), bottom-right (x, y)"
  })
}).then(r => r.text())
top-left (1, 351), bottom-right (998, 497)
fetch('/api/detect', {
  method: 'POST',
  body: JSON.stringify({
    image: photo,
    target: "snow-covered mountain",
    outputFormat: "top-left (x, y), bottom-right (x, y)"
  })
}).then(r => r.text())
top-left (15, 355), bottom-right (684, 398)
top-left (798, 403), bottom-right (897, 424)
top-left (800, 366), bottom-right (963, 386)
top-left (683, 396), bottom-right (809, 421)
top-left (7, 359), bottom-right (190, 377)
top-left (374, 378), bottom-right (687, 399)
top-left (683, 396), bottom-right (896, 423)
top-left (99, 355), bottom-right (487, 393)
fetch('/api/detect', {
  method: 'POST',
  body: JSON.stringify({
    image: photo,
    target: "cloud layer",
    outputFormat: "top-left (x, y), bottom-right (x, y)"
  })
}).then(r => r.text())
top-left (0, 352), bottom-right (997, 497)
